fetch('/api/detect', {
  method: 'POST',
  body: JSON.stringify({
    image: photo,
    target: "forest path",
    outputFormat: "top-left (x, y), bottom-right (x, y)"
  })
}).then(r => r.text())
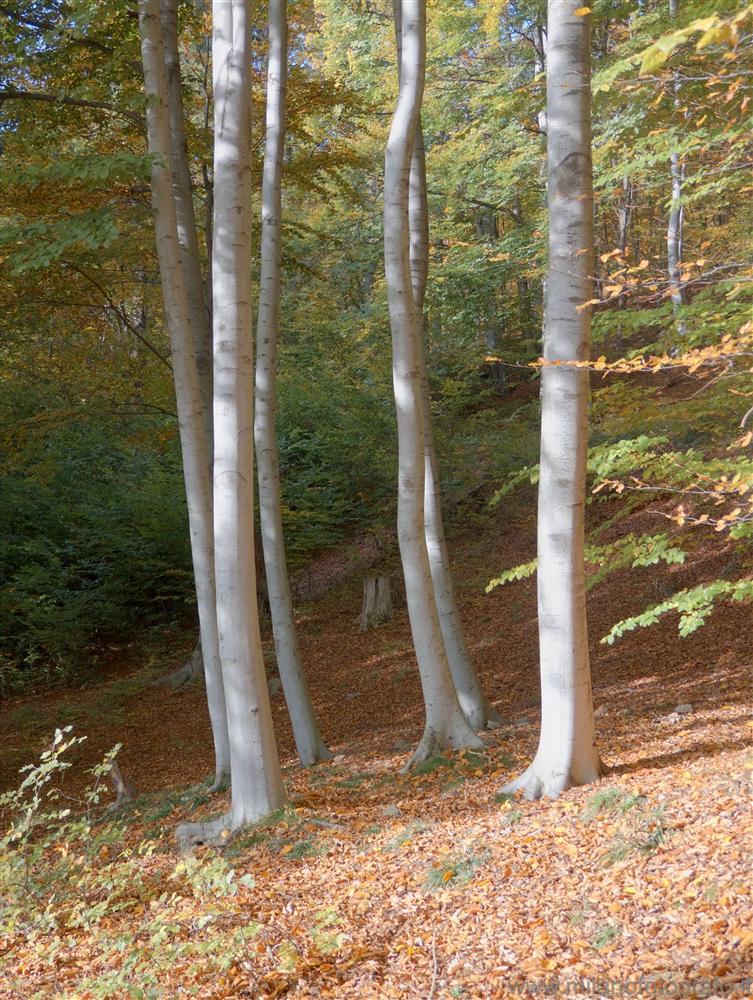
top-left (1, 499), bottom-right (752, 998)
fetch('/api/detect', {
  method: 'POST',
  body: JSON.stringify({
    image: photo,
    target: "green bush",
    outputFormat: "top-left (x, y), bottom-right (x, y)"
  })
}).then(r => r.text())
top-left (0, 420), bottom-right (193, 688)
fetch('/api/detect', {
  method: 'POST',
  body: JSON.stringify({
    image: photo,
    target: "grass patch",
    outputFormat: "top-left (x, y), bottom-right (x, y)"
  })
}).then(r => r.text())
top-left (414, 754), bottom-right (453, 775)
top-left (580, 787), bottom-right (645, 823)
top-left (600, 805), bottom-right (668, 867)
top-left (592, 923), bottom-right (621, 949)
top-left (426, 847), bottom-right (489, 890)
top-left (382, 821), bottom-right (428, 853)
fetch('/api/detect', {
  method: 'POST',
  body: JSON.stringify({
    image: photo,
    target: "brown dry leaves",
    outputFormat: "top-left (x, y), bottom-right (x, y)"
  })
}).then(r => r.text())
top-left (1, 505), bottom-right (752, 999)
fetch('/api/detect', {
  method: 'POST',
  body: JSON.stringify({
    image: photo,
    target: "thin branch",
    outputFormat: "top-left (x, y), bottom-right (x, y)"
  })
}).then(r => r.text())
top-left (0, 87), bottom-right (143, 127)
top-left (63, 261), bottom-right (172, 370)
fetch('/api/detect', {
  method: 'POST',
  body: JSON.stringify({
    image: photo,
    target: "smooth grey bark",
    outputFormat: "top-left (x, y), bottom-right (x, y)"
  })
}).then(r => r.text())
top-left (254, 0), bottom-right (331, 767)
top-left (385, 0), bottom-right (483, 765)
top-left (160, 0), bottom-right (213, 449)
top-left (138, 0), bottom-right (230, 790)
top-left (159, 0), bottom-right (228, 788)
top-left (667, 0), bottom-right (686, 333)
top-left (212, 0), bottom-right (285, 826)
top-left (178, 0), bottom-right (286, 844)
top-left (503, 0), bottom-right (603, 800)
top-left (394, 1), bottom-right (499, 732)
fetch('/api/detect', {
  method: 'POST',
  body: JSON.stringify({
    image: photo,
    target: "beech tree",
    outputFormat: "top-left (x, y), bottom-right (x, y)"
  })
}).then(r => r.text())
top-left (393, 0), bottom-right (499, 733)
top-left (385, 0), bottom-right (482, 764)
top-left (138, 0), bottom-right (230, 790)
top-left (179, 0), bottom-right (286, 843)
top-left (255, 0), bottom-right (331, 767)
top-left (210, 0), bottom-right (285, 829)
top-left (502, 0), bottom-right (603, 799)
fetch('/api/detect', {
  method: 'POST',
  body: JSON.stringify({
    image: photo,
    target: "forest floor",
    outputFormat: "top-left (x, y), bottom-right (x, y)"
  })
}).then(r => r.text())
top-left (1, 493), bottom-right (752, 999)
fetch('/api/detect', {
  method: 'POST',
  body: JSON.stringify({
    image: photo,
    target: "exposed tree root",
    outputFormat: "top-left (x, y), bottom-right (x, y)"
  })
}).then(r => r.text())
top-left (402, 723), bottom-right (484, 772)
top-left (502, 756), bottom-right (607, 800)
top-left (155, 643), bottom-right (203, 690)
top-left (208, 771), bottom-right (230, 794)
top-left (175, 813), bottom-right (233, 852)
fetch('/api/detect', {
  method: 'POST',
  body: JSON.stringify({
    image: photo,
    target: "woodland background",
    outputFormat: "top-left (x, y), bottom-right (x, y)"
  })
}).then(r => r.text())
top-left (1, 0), bottom-right (749, 688)
top-left (0, 1), bottom-right (752, 997)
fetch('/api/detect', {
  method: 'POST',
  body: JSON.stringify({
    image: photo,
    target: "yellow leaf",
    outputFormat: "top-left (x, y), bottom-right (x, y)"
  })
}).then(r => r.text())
top-left (574, 6), bottom-right (592, 15)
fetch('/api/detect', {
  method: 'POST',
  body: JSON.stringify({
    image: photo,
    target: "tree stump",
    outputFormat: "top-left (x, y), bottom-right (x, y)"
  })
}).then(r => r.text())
top-left (359, 575), bottom-right (404, 632)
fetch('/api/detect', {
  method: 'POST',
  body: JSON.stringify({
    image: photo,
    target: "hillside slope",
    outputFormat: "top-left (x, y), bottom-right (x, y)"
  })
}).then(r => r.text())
top-left (1, 501), bottom-right (751, 999)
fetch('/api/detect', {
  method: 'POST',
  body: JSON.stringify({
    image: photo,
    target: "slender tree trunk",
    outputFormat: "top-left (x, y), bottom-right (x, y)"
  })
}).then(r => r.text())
top-left (617, 175), bottom-right (632, 257)
top-left (394, 1), bottom-right (498, 732)
top-left (385, 0), bottom-right (482, 765)
top-left (615, 174), bottom-right (633, 321)
top-left (503, 0), bottom-right (603, 800)
top-left (160, 0), bottom-right (213, 448)
top-left (138, 0), bottom-right (229, 790)
top-left (160, 0), bottom-right (228, 787)
top-left (179, 0), bottom-right (286, 843)
top-left (667, 0), bottom-right (686, 334)
top-left (255, 0), bottom-right (331, 767)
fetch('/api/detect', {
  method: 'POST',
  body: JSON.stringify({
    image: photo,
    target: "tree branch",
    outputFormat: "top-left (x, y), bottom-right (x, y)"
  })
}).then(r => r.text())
top-left (0, 87), bottom-right (143, 127)
top-left (63, 261), bottom-right (172, 370)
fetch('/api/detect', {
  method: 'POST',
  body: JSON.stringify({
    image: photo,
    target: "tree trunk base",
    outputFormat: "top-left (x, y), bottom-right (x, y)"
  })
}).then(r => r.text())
top-left (299, 741), bottom-right (335, 767)
top-left (462, 698), bottom-right (504, 732)
top-left (208, 770), bottom-right (230, 794)
top-left (402, 722), bottom-right (484, 772)
top-left (501, 756), bottom-right (606, 800)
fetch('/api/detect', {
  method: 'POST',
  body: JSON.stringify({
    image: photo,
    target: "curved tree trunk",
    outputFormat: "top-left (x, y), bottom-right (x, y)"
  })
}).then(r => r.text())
top-left (385, 0), bottom-right (482, 766)
top-left (255, 0), bottom-right (331, 767)
top-left (503, 0), bottom-right (603, 800)
top-left (138, 1), bottom-right (229, 790)
top-left (179, 0), bottom-right (286, 843)
top-left (394, 2), bottom-right (498, 732)
top-left (410, 124), bottom-right (500, 732)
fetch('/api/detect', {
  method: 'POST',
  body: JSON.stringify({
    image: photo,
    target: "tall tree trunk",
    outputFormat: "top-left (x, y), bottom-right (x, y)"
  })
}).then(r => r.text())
top-left (160, 0), bottom-right (213, 450)
top-left (394, 1), bottom-right (499, 733)
top-left (385, 0), bottom-right (482, 765)
top-left (255, 0), bottom-right (331, 767)
top-left (667, 0), bottom-right (685, 333)
top-left (138, 0), bottom-right (229, 790)
top-left (180, 0), bottom-right (286, 842)
top-left (616, 175), bottom-right (633, 317)
top-left (503, 0), bottom-right (603, 800)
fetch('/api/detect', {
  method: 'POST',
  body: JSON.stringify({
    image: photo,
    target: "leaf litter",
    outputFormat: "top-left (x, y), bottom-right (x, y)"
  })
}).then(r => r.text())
top-left (0, 503), bottom-right (751, 999)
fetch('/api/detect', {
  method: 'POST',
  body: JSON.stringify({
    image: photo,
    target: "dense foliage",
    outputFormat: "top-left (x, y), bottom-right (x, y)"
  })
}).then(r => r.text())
top-left (1, 0), bottom-right (751, 684)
